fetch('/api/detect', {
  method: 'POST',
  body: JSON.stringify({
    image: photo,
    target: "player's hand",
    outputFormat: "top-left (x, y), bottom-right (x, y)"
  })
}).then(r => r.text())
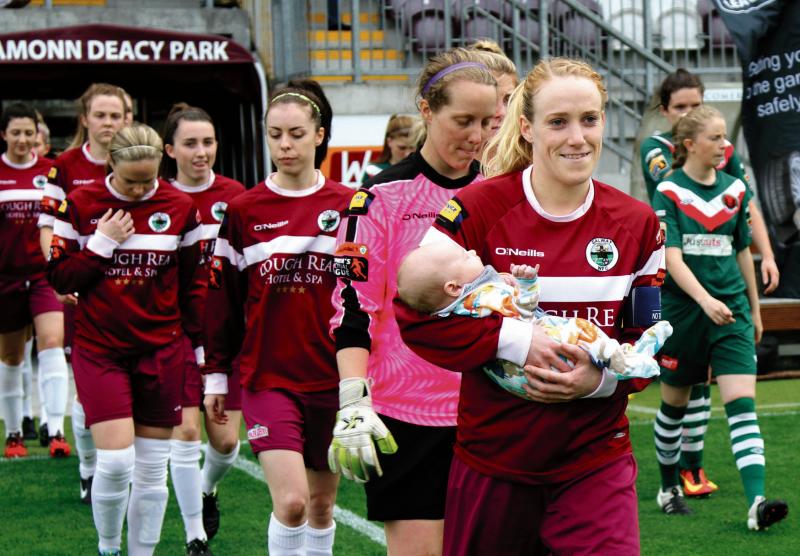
top-left (328, 377), bottom-right (398, 483)
top-left (55, 292), bottom-right (78, 305)
top-left (96, 208), bottom-right (135, 244)
top-left (522, 343), bottom-right (601, 403)
top-left (699, 296), bottom-right (735, 326)
top-left (510, 263), bottom-right (539, 280)
top-left (752, 309), bottom-right (763, 344)
top-left (760, 257), bottom-right (780, 295)
top-left (204, 394), bottom-right (228, 425)
top-left (524, 324), bottom-right (573, 373)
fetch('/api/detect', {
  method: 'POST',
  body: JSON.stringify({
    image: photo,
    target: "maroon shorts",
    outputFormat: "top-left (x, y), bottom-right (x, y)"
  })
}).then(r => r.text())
top-left (443, 453), bottom-right (640, 556)
top-left (0, 276), bottom-right (62, 333)
top-left (242, 387), bottom-right (338, 471)
top-left (62, 303), bottom-right (76, 358)
top-left (72, 337), bottom-right (187, 428)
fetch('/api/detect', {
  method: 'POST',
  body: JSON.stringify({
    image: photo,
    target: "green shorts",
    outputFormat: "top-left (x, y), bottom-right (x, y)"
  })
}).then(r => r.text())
top-left (658, 293), bottom-right (757, 387)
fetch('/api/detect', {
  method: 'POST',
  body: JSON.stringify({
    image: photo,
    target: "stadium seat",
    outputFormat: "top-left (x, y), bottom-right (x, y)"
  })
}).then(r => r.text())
top-left (402, 0), bottom-right (454, 52)
top-left (708, 13), bottom-right (734, 47)
top-left (656, 1), bottom-right (703, 50)
top-left (561, 15), bottom-right (600, 48)
top-left (551, 0), bottom-right (602, 19)
top-left (454, 0), bottom-right (505, 42)
top-left (608, 7), bottom-right (644, 49)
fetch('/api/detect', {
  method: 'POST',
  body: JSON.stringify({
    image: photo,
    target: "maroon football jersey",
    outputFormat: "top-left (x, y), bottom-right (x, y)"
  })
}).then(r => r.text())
top-left (39, 144), bottom-right (107, 228)
top-left (0, 153), bottom-right (53, 279)
top-left (396, 167), bottom-right (665, 485)
top-left (204, 172), bottom-right (352, 393)
top-left (48, 176), bottom-right (203, 356)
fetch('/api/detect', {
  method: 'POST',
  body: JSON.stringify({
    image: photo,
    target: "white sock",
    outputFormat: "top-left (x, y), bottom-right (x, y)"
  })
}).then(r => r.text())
top-left (170, 439), bottom-right (206, 542)
top-left (37, 363), bottom-right (48, 425)
top-left (72, 399), bottom-right (97, 479)
top-left (93, 446), bottom-right (135, 553)
top-left (306, 522), bottom-right (336, 556)
top-left (21, 339), bottom-right (33, 418)
top-left (201, 440), bottom-right (240, 494)
top-left (37, 348), bottom-right (68, 435)
top-left (0, 361), bottom-right (24, 435)
top-left (268, 514), bottom-right (307, 556)
top-left (127, 437), bottom-right (171, 556)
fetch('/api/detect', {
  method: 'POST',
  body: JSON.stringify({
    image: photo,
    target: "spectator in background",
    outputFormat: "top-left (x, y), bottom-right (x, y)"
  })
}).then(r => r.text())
top-left (120, 89), bottom-right (134, 126)
top-left (33, 118), bottom-right (52, 159)
top-left (363, 114), bottom-right (419, 179)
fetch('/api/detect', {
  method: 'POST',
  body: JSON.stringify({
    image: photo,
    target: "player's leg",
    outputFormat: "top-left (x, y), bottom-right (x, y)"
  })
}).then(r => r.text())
top-left (32, 308), bottom-right (70, 457)
top-left (171, 407), bottom-right (206, 547)
top-left (72, 344), bottom-right (136, 556)
top-left (0, 327), bottom-right (28, 457)
top-left (200, 366), bottom-right (243, 541)
top-left (364, 415), bottom-right (455, 556)
top-left (170, 341), bottom-right (207, 548)
top-left (542, 453), bottom-right (639, 555)
top-left (21, 326), bottom-right (37, 440)
top-left (301, 388), bottom-right (339, 556)
top-left (679, 382), bottom-right (718, 497)
top-left (243, 387), bottom-right (316, 555)
top-left (442, 453), bottom-right (545, 555)
top-left (202, 409), bottom-right (241, 540)
top-left (655, 381), bottom-right (693, 514)
top-left (73, 395), bottom-right (97, 504)
top-left (712, 302), bottom-right (787, 530)
top-left (126, 337), bottom-right (186, 555)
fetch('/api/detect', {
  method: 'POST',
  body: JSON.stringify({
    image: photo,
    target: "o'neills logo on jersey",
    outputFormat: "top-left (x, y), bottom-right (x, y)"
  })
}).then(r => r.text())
top-left (72, 179), bottom-right (94, 186)
top-left (247, 424), bottom-right (269, 440)
top-left (254, 220), bottom-right (288, 231)
top-left (33, 175), bottom-right (47, 189)
top-left (148, 212), bottom-right (171, 232)
top-left (211, 201), bottom-right (227, 222)
top-left (586, 238), bottom-right (618, 272)
top-left (318, 209), bottom-right (341, 232)
top-left (402, 211), bottom-right (437, 220)
top-left (495, 247), bottom-right (545, 257)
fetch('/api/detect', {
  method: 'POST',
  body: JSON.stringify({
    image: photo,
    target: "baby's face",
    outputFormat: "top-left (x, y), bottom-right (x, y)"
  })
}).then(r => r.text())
top-left (449, 247), bottom-right (485, 285)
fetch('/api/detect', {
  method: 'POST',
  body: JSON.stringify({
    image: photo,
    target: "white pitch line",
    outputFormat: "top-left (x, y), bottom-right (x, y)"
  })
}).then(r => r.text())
top-left (629, 409), bottom-right (800, 426)
top-left (232, 454), bottom-right (387, 547)
top-left (627, 402), bottom-right (800, 416)
top-left (0, 454), bottom-right (50, 464)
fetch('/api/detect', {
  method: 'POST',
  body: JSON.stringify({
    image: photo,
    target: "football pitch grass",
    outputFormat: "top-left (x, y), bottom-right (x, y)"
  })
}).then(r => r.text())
top-left (1, 379), bottom-right (797, 555)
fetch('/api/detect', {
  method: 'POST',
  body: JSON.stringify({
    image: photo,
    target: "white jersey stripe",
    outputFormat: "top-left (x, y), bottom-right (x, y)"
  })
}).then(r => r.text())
top-left (242, 235), bottom-right (337, 266)
top-left (657, 179), bottom-right (747, 217)
top-left (0, 189), bottom-right (44, 202)
top-left (180, 226), bottom-right (205, 248)
top-left (53, 219), bottom-right (80, 240)
top-left (76, 233), bottom-right (180, 251)
top-left (199, 223), bottom-right (221, 241)
top-left (538, 275), bottom-right (631, 303)
top-left (632, 248), bottom-right (665, 281)
top-left (213, 237), bottom-right (247, 270)
top-left (43, 183), bottom-right (66, 201)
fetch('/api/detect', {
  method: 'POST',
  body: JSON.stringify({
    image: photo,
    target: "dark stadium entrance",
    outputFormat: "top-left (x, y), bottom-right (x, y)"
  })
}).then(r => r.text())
top-left (0, 23), bottom-right (268, 186)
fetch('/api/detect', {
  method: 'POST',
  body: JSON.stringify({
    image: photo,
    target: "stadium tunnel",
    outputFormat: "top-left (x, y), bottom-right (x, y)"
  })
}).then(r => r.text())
top-left (0, 23), bottom-right (268, 187)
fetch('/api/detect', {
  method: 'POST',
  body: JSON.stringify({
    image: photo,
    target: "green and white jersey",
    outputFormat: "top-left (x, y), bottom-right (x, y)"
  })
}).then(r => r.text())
top-left (653, 168), bottom-right (753, 299)
top-left (640, 131), bottom-right (747, 202)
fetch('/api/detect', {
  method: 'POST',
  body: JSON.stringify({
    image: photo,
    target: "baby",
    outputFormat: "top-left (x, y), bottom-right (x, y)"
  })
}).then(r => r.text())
top-left (397, 241), bottom-right (672, 399)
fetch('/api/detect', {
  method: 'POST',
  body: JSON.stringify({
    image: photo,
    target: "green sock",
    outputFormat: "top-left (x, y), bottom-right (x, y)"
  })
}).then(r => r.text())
top-left (725, 397), bottom-right (765, 506)
top-left (655, 401), bottom-right (686, 489)
top-left (679, 384), bottom-right (710, 470)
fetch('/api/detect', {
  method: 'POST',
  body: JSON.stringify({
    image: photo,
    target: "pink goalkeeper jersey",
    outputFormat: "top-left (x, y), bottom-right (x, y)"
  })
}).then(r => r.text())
top-left (330, 151), bottom-right (482, 426)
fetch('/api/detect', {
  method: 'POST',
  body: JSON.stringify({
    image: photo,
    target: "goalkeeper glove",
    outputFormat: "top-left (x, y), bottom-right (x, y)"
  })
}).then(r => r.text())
top-left (328, 377), bottom-right (398, 483)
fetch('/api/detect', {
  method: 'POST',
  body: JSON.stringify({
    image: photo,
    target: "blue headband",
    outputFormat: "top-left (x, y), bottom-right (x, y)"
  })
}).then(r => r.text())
top-left (421, 62), bottom-right (489, 96)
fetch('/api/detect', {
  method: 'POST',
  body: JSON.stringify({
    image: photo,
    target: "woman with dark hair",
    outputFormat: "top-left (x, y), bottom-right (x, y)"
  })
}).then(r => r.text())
top-left (203, 83), bottom-right (352, 555)
top-left (0, 102), bottom-right (69, 460)
top-left (161, 102), bottom-right (245, 552)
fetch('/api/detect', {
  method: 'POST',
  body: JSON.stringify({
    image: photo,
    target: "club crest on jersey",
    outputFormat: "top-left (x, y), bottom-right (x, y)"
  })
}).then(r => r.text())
top-left (347, 189), bottom-right (374, 215)
top-left (211, 201), bottom-right (228, 222)
top-left (247, 424), bottom-right (269, 440)
top-left (435, 197), bottom-right (468, 233)
top-left (586, 237), bottom-right (618, 272)
top-left (722, 194), bottom-right (739, 211)
top-left (48, 167), bottom-right (58, 180)
top-left (148, 212), bottom-right (171, 232)
top-left (318, 209), bottom-right (341, 232)
top-left (33, 175), bottom-right (47, 189)
top-left (647, 153), bottom-right (668, 180)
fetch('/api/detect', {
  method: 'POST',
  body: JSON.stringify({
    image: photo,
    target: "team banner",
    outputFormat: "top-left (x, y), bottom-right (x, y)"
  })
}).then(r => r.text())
top-left (715, 0), bottom-right (800, 297)
top-left (0, 23), bottom-right (254, 64)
